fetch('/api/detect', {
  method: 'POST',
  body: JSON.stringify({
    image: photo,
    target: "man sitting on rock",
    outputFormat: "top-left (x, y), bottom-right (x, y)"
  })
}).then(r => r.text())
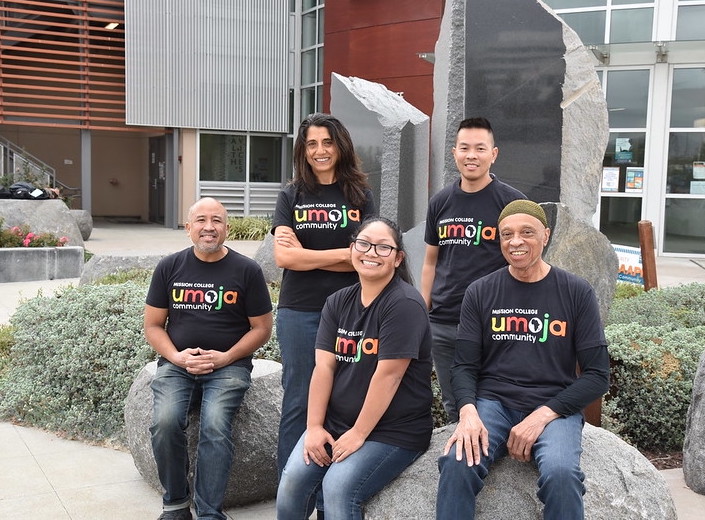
top-left (144, 197), bottom-right (273, 520)
top-left (436, 200), bottom-right (610, 520)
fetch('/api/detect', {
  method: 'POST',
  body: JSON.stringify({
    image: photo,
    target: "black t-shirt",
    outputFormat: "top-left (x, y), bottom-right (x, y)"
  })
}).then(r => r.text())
top-left (146, 246), bottom-right (272, 370)
top-left (316, 276), bottom-right (433, 452)
top-left (453, 266), bottom-right (607, 413)
top-left (272, 182), bottom-right (376, 311)
top-left (424, 176), bottom-right (525, 324)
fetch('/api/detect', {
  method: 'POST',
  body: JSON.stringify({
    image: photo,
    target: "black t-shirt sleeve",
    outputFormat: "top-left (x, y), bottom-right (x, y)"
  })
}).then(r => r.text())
top-left (271, 186), bottom-right (294, 233)
top-left (243, 261), bottom-right (274, 317)
top-left (544, 345), bottom-right (610, 416)
top-left (146, 256), bottom-right (172, 308)
top-left (377, 296), bottom-right (427, 360)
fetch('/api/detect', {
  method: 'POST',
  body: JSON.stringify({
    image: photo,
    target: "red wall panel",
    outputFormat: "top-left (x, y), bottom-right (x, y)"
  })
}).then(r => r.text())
top-left (324, 0), bottom-right (443, 117)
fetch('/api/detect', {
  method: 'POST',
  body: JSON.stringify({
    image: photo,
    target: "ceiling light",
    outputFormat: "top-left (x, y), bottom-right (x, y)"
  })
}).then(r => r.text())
top-left (105, 22), bottom-right (119, 30)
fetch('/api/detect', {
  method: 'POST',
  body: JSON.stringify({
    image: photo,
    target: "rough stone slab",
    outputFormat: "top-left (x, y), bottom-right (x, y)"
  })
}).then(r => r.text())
top-left (124, 359), bottom-right (283, 507)
top-left (0, 199), bottom-right (84, 248)
top-left (331, 73), bottom-right (430, 231)
top-left (69, 209), bottom-right (93, 241)
top-left (79, 254), bottom-right (165, 285)
top-left (365, 423), bottom-right (677, 519)
top-left (0, 246), bottom-right (84, 282)
top-left (684, 349), bottom-right (705, 494)
top-left (253, 233), bottom-right (282, 284)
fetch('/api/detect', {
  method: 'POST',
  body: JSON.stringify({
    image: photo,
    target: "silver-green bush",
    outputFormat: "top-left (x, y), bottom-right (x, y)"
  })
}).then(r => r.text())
top-left (603, 283), bottom-right (705, 450)
top-left (0, 283), bottom-right (155, 445)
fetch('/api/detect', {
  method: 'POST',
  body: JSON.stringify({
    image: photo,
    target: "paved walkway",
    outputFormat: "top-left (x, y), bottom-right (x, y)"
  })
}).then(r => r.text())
top-left (1, 220), bottom-right (704, 519)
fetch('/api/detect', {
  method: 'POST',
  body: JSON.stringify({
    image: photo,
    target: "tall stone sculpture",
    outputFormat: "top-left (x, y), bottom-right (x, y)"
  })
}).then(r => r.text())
top-left (330, 73), bottom-right (430, 231)
top-left (431, 0), bottom-right (609, 224)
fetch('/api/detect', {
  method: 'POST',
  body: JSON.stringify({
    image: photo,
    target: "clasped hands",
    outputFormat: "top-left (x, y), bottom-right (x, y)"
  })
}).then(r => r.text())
top-left (303, 425), bottom-right (365, 467)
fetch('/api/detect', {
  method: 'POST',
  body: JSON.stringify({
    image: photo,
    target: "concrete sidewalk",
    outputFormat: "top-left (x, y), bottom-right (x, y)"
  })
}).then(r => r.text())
top-left (1, 220), bottom-right (705, 518)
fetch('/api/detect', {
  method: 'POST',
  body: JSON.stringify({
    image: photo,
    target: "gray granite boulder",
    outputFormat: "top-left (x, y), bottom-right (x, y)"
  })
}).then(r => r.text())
top-left (0, 199), bottom-right (84, 248)
top-left (79, 253), bottom-right (165, 285)
top-left (124, 359), bottom-right (283, 507)
top-left (253, 233), bottom-right (282, 284)
top-left (365, 423), bottom-right (677, 519)
top-left (683, 349), bottom-right (705, 494)
top-left (69, 209), bottom-right (93, 241)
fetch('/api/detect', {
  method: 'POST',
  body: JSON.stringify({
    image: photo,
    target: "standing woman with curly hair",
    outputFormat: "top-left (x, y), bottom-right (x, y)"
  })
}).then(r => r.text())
top-left (272, 114), bottom-right (376, 507)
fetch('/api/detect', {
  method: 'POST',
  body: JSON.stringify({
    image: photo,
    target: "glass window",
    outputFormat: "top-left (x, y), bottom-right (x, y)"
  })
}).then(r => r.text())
top-left (199, 134), bottom-right (246, 182)
top-left (543, 0), bottom-right (605, 7)
top-left (301, 87), bottom-right (316, 119)
top-left (670, 68), bottom-right (705, 128)
top-left (560, 12), bottom-right (606, 45)
top-left (318, 9), bottom-right (325, 42)
top-left (609, 8), bottom-right (653, 43)
top-left (302, 12), bottom-right (317, 48)
top-left (302, 49), bottom-right (317, 85)
top-left (613, 0), bottom-right (649, 4)
top-left (303, 0), bottom-right (318, 10)
top-left (606, 70), bottom-right (649, 128)
top-left (250, 136), bottom-right (282, 183)
top-left (667, 133), bottom-right (705, 194)
top-left (677, 6), bottom-right (705, 41)
top-left (599, 196), bottom-right (642, 247)
top-left (664, 199), bottom-right (705, 254)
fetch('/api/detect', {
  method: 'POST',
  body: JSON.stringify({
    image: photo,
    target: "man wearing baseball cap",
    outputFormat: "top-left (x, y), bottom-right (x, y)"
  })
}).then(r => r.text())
top-left (436, 200), bottom-right (610, 520)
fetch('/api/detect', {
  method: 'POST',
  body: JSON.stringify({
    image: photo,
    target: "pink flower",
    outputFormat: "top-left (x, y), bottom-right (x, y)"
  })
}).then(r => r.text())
top-left (25, 232), bottom-right (35, 240)
top-left (22, 238), bottom-right (31, 247)
top-left (58, 236), bottom-right (69, 246)
top-left (10, 226), bottom-right (21, 235)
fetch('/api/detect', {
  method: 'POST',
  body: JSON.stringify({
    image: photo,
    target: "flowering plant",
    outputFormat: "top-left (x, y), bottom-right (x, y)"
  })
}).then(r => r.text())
top-left (0, 219), bottom-right (68, 248)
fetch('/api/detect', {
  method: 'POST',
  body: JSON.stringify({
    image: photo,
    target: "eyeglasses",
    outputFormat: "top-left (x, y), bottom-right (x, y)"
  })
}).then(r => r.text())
top-left (352, 239), bottom-right (398, 257)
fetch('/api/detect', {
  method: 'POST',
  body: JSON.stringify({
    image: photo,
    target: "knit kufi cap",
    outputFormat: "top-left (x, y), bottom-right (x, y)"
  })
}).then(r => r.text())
top-left (498, 200), bottom-right (548, 228)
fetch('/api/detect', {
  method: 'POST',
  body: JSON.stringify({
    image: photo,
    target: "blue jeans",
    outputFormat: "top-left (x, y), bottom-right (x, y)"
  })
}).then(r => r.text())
top-left (276, 308), bottom-right (322, 476)
top-left (277, 433), bottom-right (423, 520)
top-left (150, 359), bottom-right (251, 520)
top-left (430, 321), bottom-right (459, 423)
top-left (437, 398), bottom-right (585, 520)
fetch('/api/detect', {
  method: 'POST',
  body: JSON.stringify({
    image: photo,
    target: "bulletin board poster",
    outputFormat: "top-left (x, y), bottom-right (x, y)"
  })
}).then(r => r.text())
top-left (625, 167), bottom-right (644, 193)
top-left (615, 137), bottom-right (633, 163)
top-left (602, 167), bottom-right (620, 192)
top-left (694, 161), bottom-right (705, 180)
top-left (613, 244), bottom-right (644, 285)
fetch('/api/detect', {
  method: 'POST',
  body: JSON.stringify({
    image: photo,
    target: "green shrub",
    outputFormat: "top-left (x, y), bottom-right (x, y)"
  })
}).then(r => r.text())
top-left (0, 324), bottom-right (14, 376)
top-left (227, 216), bottom-right (272, 241)
top-left (94, 268), bottom-right (154, 286)
top-left (607, 282), bottom-right (705, 329)
top-left (613, 281), bottom-right (644, 300)
top-left (0, 283), bottom-right (155, 445)
top-left (603, 322), bottom-right (705, 450)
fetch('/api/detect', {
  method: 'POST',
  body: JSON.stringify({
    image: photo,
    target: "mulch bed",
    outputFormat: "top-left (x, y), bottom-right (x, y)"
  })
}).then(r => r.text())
top-left (640, 450), bottom-right (683, 470)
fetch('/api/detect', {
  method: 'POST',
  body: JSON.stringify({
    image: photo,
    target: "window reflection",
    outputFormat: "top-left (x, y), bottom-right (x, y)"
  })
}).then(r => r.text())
top-left (599, 196), bottom-right (642, 247)
top-left (610, 8), bottom-right (653, 43)
top-left (250, 136), bottom-right (282, 183)
top-left (664, 199), bottom-right (705, 254)
top-left (667, 133), bottom-right (705, 194)
top-left (677, 6), bottom-right (705, 41)
top-left (200, 134), bottom-right (246, 182)
top-left (606, 70), bottom-right (649, 128)
top-left (670, 68), bottom-right (705, 128)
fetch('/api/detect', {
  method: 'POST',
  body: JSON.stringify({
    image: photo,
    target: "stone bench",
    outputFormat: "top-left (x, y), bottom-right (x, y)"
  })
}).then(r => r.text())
top-left (124, 359), bottom-right (283, 507)
top-left (365, 423), bottom-right (677, 519)
top-left (684, 350), bottom-right (705, 495)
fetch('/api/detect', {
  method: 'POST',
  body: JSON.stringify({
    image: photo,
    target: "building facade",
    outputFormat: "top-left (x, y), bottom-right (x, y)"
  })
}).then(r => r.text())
top-left (1, 1), bottom-right (703, 256)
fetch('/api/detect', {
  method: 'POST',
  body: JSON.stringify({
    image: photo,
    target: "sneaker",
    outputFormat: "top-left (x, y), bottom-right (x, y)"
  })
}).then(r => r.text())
top-left (157, 508), bottom-right (193, 520)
